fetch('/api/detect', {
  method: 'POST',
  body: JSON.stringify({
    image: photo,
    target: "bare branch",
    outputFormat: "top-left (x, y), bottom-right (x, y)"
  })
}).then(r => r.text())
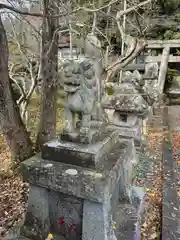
top-left (106, 39), bottom-right (147, 81)
top-left (74, 21), bottom-right (111, 46)
top-left (71, 0), bottom-right (119, 14)
top-left (46, 28), bottom-right (68, 56)
top-left (7, 14), bottom-right (31, 67)
top-left (106, 40), bottom-right (137, 71)
top-left (116, 0), bottom-right (154, 20)
top-left (0, 0), bottom-right (152, 24)
top-left (92, 12), bottom-right (97, 35)
top-left (21, 63), bottom-right (37, 119)
top-left (0, 0), bottom-right (119, 19)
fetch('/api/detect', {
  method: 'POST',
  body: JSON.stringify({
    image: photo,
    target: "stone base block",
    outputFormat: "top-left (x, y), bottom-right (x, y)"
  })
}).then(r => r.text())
top-left (60, 122), bottom-right (106, 144)
top-left (82, 200), bottom-right (117, 240)
top-left (20, 185), bottom-right (50, 240)
top-left (22, 139), bottom-right (134, 202)
top-left (60, 128), bottom-right (101, 144)
top-left (115, 203), bottom-right (138, 240)
top-left (42, 129), bottom-right (119, 168)
top-left (21, 138), bottom-right (135, 240)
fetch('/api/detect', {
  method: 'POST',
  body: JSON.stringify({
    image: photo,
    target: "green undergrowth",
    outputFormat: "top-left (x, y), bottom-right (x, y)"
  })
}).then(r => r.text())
top-left (0, 92), bottom-right (64, 178)
top-left (27, 92), bottom-right (64, 143)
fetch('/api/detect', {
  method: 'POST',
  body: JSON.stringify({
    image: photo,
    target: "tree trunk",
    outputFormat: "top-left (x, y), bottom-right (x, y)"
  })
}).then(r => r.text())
top-left (36, 0), bottom-right (59, 149)
top-left (0, 17), bottom-right (33, 162)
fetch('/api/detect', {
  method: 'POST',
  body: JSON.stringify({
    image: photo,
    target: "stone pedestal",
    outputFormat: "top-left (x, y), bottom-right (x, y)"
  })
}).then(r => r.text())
top-left (20, 186), bottom-right (50, 240)
top-left (42, 129), bottom-right (119, 168)
top-left (20, 128), bottom-right (136, 240)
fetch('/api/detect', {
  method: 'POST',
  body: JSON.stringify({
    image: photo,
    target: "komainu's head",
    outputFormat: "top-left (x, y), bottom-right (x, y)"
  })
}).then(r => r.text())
top-left (63, 60), bottom-right (95, 93)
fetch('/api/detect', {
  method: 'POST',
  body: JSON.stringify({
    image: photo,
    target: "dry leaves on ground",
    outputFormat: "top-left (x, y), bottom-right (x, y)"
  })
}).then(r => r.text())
top-left (0, 175), bottom-right (28, 237)
top-left (0, 135), bottom-right (28, 238)
top-left (141, 174), bottom-right (162, 240)
top-left (141, 129), bottom-right (163, 240)
top-left (172, 131), bottom-right (180, 197)
top-left (172, 132), bottom-right (180, 161)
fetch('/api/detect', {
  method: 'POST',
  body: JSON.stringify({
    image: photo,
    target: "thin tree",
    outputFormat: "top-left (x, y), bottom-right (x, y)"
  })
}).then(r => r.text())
top-left (0, 15), bottom-right (33, 162)
top-left (36, 0), bottom-right (59, 149)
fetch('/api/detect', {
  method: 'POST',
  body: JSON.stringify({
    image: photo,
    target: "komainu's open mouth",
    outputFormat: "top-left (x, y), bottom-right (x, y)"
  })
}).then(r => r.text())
top-left (64, 82), bottom-right (80, 92)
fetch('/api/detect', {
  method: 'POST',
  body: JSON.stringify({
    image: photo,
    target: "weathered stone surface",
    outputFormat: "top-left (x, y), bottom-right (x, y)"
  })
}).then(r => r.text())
top-left (102, 83), bottom-right (149, 115)
top-left (143, 62), bottom-right (159, 80)
top-left (106, 109), bottom-right (138, 127)
top-left (113, 114), bottom-right (138, 127)
top-left (42, 129), bottom-right (119, 168)
top-left (20, 189), bottom-right (83, 240)
top-left (20, 185), bottom-right (50, 240)
top-left (102, 69), bottom-right (150, 144)
top-left (61, 59), bottom-right (107, 144)
top-left (61, 127), bottom-right (101, 144)
top-left (114, 189), bottom-right (145, 240)
top-left (82, 200), bottom-right (117, 240)
top-left (122, 70), bottom-right (143, 86)
top-left (119, 150), bottom-right (133, 202)
top-left (142, 63), bottom-right (160, 105)
top-left (115, 203), bottom-right (137, 240)
top-left (20, 137), bottom-right (136, 240)
top-left (62, 60), bottom-right (96, 140)
top-left (107, 120), bottom-right (142, 141)
top-left (49, 191), bottom-right (83, 240)
top-left (22, 140), bottom-right (133, 203)
top-left (18, 187), bottom-right (145, 240)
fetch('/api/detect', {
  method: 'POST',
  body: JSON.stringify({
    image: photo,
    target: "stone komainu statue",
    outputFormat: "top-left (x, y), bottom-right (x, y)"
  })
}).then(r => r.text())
top-left (62, 60), bottom-right (98, 141)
